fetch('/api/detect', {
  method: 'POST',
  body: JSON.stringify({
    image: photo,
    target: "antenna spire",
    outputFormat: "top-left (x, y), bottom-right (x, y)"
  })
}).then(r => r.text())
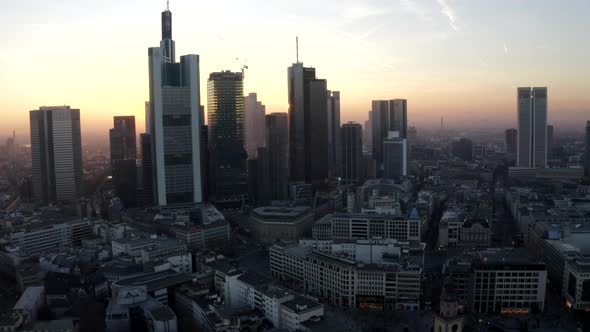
top-left (296, 36), bottom-right (299, 63)
top-left (167, 0), bottom-right (169, 10)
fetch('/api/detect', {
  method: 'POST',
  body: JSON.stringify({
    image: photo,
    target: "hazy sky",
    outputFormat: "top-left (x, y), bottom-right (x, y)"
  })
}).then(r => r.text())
top-left (1, 0), bottom-right (589, 139)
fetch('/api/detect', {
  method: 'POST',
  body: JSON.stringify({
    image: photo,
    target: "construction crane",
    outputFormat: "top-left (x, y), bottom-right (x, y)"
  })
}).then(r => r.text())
top-left (236, 58), bottom-right (248, 79)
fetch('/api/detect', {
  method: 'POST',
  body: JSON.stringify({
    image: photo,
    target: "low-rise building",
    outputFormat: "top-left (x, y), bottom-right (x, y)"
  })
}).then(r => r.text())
top-left (248, 206), bottom-right (314, 244)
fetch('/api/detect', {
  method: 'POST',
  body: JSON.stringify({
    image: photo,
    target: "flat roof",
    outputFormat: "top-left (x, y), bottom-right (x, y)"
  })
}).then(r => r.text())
top-left (114, 270), bottom-right (192, 291)
top-left (282, 295), bottom-right (322, 314)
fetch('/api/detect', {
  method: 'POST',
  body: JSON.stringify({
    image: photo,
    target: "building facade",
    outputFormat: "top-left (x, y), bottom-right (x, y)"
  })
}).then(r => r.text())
top-left (517, 87), bottom-right (547, 168)
top-left (110, 116), bottom-right (137, 207)
top-left (341, 122), bottom-right (363, 184)
top-left (244, 92), bottom-right (266, 159)
top-left (288, 63), bottom-right (329, 188)
top-left (505, 128), bottom-right (517, 155)
top-left (30, 106), bottom-right (83, 204)
top-left (327, 91), bottom-right (341, 177)
top-left (383, 132), bottom-right (407, 180)
top-left (207, 71), bottom-right (248, 203)
top-left (147, 7), bottom-right (205, 206)
top-left (265, 113), bottom-right (289, 201)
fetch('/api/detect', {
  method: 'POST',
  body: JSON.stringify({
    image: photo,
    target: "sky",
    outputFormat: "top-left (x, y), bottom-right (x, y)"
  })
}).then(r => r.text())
top-left (0, 0), bottom-right (589, 141)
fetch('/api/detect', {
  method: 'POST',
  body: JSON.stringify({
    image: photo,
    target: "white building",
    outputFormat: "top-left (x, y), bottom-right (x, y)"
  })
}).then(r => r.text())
top-left (270, 240), bottom-right (423, 311)
top-left (224, 272), bottom-right (324, 332)
top-left (8, 220), bottom-right (92, 255)
top-left (312, 212), bottom-right (420, 242)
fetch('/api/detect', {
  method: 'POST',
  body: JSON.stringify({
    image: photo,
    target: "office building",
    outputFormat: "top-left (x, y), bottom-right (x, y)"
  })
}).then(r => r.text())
top-left (8, 220), bottom-right (92, 255)
top-left (341, 122), bottom-right (363, 184)
top-left (139, 133), bottom-right (154, 207)
top-left (30, 106), bottom-right (83, 204)
top-left (452, 138), bottom-right (473, 161)
top-left (174, 204), bottom-right (230, 250)
top-left (389, 99), bottom-right (408, 139)
top-left (265, 113), bottom-right (289, 201)
top-left (327, 91), bottom-right (341, 177)
top-left (313, 212), bottom-right (420, 242)
top-left (547, 124), bottom-right (554, 159)
top-left (517, 87), bottom-right (548, 168)
top-left (110, 116), bottom-right (137, 207)
top-left (207, 71), bottom-right (248, 203)
top-left (248, 206), bottom-right (314, 244)
top-left (383, 131), bottom-right (407, 180)
top-left (371, 100), bottom-right (390, 165)
top-left (244, 92), bottom-right (266, 159)
top-left (585, 121), bottom-right (590, 177)
top-left (147, 6), bottom-right (205, 206)
top-left (505, 128), bottom-right (517, 155)
top-left (270, 239), bottom-right (423, 310)
top-left (288, 63), bottom-right (329, 188)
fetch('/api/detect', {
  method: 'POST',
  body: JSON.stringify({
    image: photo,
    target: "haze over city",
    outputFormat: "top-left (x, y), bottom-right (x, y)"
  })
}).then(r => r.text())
top-left (1, 0), bottom-right (589, 140)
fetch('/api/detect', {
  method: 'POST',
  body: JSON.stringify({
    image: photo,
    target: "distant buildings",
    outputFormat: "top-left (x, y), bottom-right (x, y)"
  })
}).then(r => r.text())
top-left (30, 106), bottom-right (83, 205)
top-left (146, 7), bottom-right (205, 206)
top-left (547, 124), bottom-right (554, 160)
top-left (341, 122), bottom-right (363, 184)
top-left (327, 91), bottom-right (341, 177)
top-left (505, 128), bottom-right (517, 155)
top-left (207, 71), bottom-right (248, 204)
top-left (370, 100), bottom-right (408, 174)
top-left (517, 87), bottom-right (547, 168)
top-left (244, 92), bottom-right (266, 159)
top-left (109, 116), bottom-right (137, 207)
top-left (288, 62), bottom-right (329, 188)
top-left (452, 138), bottom-right (473, 162)
top-left (586, 121), bottom-right (590, 177)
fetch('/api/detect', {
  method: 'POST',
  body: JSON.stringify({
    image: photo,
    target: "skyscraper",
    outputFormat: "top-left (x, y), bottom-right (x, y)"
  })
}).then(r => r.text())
top-left (244, 93), bottom-right (266, 159)
top-left (547, 125), bottom-right (554, 160)
top-left (139, 133), bottom-right (153, 207)
top-left (288, 62), bottom-right (329, 188)
top-left (265, 113), bottom-right (289, 201)
top-left (383, 131), bottom-right (407, 180)
top-left (371, 99), bottom-right (408, 169)
top-left (207, 71), bottom-right (248, 203)
top-left (30, 106), bottom-right (83, 204)
top-left (517, 87), bottom-right (547, 168)
top-left (585, 121), bottom-right (590, 177)
top-left (109, 116), bottom-right (137, 207)
top-left (147, 6), bottom-right (205, 206)
top-left (389, 99), bottom-right (408, 139)
top-left (327, 91), bottom-right (341, 177)
top-left (341, 122), bottom-right (363, 184)
top-left (505, 128), bottom-right (518, 155)
top-left (371, 100), bottom-right (390, 165)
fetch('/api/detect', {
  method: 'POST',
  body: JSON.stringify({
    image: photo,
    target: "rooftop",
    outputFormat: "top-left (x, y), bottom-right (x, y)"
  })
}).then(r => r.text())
top-left (251, 206), bottom-right (311, 221)
top-left (149, 306), bottom-right (176, 321)
top-left (282, 295), bottom-right (322, 314)
top-left (114, 270), bottom-right (192, 291)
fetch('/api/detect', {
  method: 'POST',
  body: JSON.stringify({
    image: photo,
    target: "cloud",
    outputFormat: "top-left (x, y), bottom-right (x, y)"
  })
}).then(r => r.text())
top-left (400, 0), bottom-right (432, 22)
top-left (503, 42), bottom-right (509, 54)
top-left (436, 0), bottom-right (459, 31)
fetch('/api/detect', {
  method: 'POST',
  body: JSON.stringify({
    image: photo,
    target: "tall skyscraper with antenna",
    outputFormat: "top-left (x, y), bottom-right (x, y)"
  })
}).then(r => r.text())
top-left (517, 87), bottom-right (547, 168)
top-left (288, 38), bottom-right (329, 188)
top-left (146, 4), bottom-right (205, 206)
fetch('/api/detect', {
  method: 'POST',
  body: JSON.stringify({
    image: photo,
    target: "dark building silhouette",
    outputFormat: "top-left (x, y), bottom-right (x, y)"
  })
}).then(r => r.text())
top-left (288, 63), bottom-right (329, 189)
top-left (110, 116), bottom-right (137, 207)
top-left (586, 121), bottom-right (590, 177)
top-left (30, 106), bottom-right (83, 205)
top-left (452, 138), bottom-right (473, 162)
top-left (139, 133), bottom-right (153, 207)
top-left (341, 122), bottom-right (363, 184)
top-left (265, 113), bottom-right (289, 201)
top-left (207, 71), bottom-right (248, 204)
top-left (371, 99), bottom-right (408, 169)
top-left (505, 128), bottom-right (517, 155)
top-left (547, 125), bottom-right (554, 160)
top-left (327, 91), bottom-right (341, 177)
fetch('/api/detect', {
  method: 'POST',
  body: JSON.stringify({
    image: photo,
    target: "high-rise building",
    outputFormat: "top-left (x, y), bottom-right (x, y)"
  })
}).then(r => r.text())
top-left (371, 99), bottom-right (408, 167)
top-left (341, 122), bottom-right (363, 184)
top-left (517, 87), bottom-right (547, 168)
top-left (244, 93), bottom-right (266, 159)
top-left (207, 71), bottom-right (248, 203)
top-left (265, 113), bottom-right (289, 201)
top-left (327, 91), bottom-right (341, 177)
top-left (389, 99), bottom-right (408, 139)
top-left (547, 125), bottom-right (554, 160)
top-left (288, 63), bottom-right (329, 188)
top-left (383, 131), bottom-right (407, 180)
top-left (146, 6), bottom-right (205, 206)
top-left (371, 101), bottom-right (389, 165)
top-left (139, 133), bottom-right (153, 207)
top-left (585, 121), bottom-right (590, 177)
top-left (30, 106), bottom-right (83, 204)
top-left (505, 128), bottom-right (517, 155)
top-left (110, 116), bottom-right (137, 207)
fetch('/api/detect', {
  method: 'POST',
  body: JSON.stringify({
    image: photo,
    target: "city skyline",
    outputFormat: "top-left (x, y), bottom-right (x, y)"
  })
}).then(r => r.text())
top-left (1, 0), bottom-right (590, 139)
